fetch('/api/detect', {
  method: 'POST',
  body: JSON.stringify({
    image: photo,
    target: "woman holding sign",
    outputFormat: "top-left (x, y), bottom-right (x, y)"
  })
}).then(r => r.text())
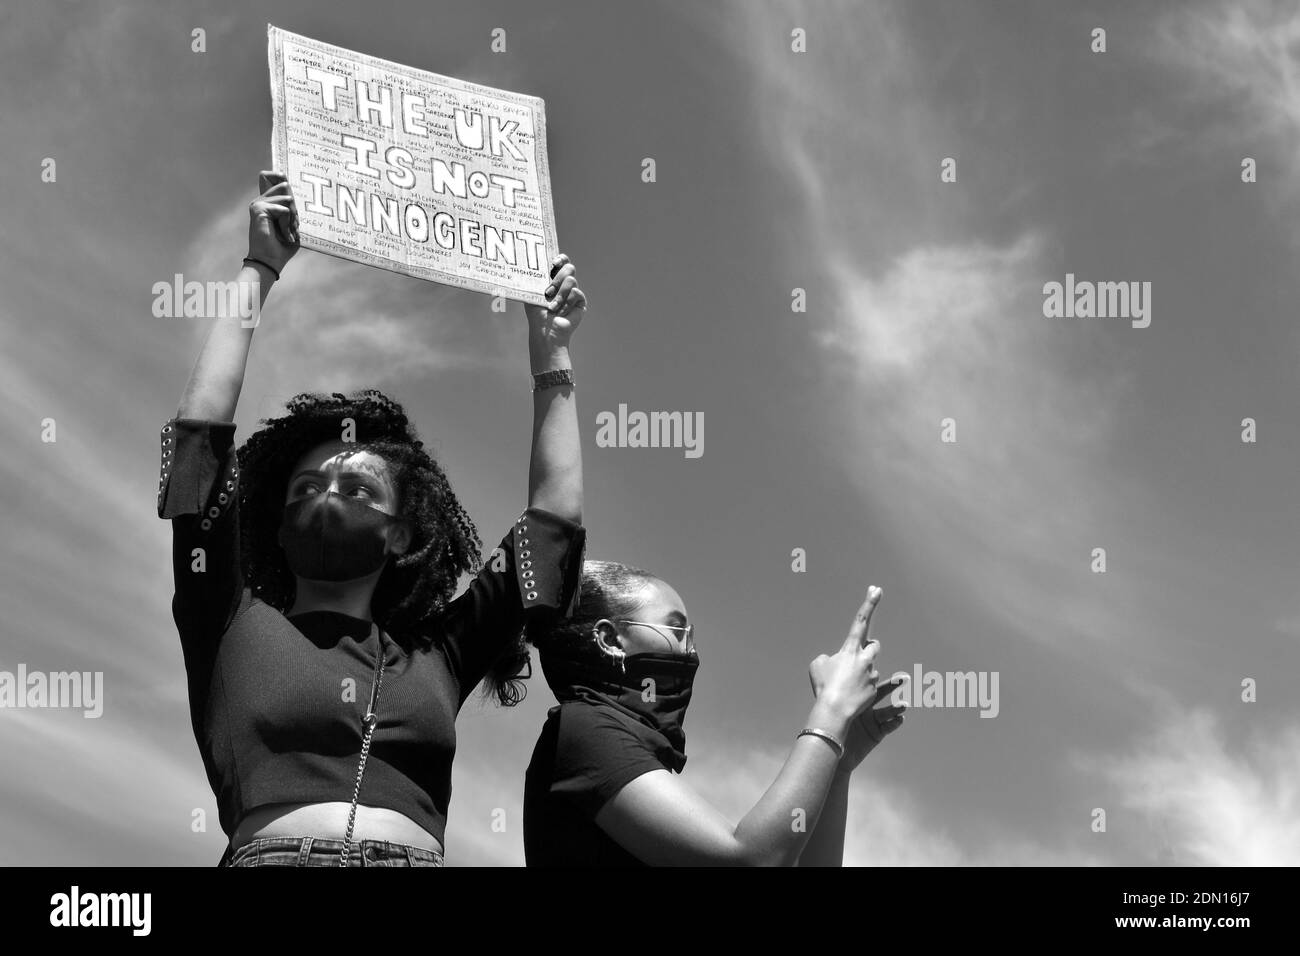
top-left (157, 171), bottom-right (588, 867)
top-left (522, 566), bottom-right (907, 866)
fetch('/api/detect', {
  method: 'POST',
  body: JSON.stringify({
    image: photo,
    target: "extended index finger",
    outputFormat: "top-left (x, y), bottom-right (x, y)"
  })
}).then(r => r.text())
top-left (843, 586), bottom-right (882, 651)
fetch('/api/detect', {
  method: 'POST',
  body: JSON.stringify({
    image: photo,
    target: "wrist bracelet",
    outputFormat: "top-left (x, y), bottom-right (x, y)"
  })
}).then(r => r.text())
top-left (532, 368), bottom-right (575, 392)
top-left (798, 727), bottom-right (844, 758)
top-left (243, 257), bottom-right (281, 281)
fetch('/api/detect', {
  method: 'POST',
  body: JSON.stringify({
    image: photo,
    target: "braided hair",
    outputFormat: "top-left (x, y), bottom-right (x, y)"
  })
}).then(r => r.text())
top-left (235, 388), bottom-right (526, 705)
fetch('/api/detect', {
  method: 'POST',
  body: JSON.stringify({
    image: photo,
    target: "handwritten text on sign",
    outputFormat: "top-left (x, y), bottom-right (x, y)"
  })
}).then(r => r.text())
top-left (268, 26), bottom-right (557, 303)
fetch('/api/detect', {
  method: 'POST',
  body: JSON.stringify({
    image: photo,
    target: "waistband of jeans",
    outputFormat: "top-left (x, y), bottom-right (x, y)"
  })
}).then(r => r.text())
top-left (225, 836), bottom-right (443, 865)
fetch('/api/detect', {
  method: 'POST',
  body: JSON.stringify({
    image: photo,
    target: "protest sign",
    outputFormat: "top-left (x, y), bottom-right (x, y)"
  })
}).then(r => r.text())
top-left (268, 25), bottom-right (557, 304)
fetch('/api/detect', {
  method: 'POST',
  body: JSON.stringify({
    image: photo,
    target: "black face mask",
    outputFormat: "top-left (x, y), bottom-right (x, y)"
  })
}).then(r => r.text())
top-left (276, 492), bottom-right (400, 582)
top-left (541, 649), bottom-right (700, 771)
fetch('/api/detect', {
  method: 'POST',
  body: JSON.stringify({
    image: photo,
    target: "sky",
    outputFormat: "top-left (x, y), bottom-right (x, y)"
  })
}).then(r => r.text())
top-left (2, 0), bottom-right (1298, 866)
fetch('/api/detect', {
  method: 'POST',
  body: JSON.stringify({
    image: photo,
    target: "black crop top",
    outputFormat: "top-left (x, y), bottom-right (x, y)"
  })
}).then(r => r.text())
top-left (156, 418), bottom-right (585, 848)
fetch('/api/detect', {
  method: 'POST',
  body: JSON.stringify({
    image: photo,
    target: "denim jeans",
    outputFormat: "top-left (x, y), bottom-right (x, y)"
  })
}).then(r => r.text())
top-left (221, 836), bottom-right (444, 867)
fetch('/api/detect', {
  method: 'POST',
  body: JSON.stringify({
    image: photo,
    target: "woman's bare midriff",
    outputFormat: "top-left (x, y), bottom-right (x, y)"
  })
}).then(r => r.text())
top-left (232, 802), bottom-right (443, 854)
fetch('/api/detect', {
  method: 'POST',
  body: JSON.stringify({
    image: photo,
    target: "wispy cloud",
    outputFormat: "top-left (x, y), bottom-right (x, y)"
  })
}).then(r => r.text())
top-left (816, 236), bottom-right (1146, 653)
top-left (721, 0), bottom-right (1140, 653)
top-left (1153, 0), bottom-right (1300, 183)
top-left (0, 707), bottom-right (217, 865)
top-left (1077, 707), bottom-right (1300, 865)
top-left (0, 338), bottom-right (183, 686)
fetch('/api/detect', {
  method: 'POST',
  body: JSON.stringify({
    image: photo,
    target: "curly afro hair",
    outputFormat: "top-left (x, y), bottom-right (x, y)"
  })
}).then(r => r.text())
top-left (235, 388), bottom-right (529, 706)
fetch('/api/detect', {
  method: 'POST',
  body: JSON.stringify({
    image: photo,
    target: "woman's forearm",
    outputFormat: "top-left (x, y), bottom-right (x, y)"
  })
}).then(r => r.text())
top-left (796, 771), bottom-right (849, 866)
top-left (175, 263), bottom-right (274, 421)
top-left (526, 336), bottom-right (582, 523)
top-left (729, 702), bottom-right (850, 866)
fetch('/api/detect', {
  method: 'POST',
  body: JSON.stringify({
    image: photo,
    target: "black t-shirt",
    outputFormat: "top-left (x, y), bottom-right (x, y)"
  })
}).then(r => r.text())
top-left (523, 698), bottom-right (681, 867)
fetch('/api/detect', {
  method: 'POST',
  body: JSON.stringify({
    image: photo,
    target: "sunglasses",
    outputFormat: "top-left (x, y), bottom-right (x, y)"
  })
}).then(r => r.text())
top-left (617, 620), bottom-right (694, 649)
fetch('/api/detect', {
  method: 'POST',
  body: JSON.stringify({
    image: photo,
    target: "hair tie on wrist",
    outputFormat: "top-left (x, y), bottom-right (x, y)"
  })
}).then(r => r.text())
top-left (243, 257), bottom-right (281, 281)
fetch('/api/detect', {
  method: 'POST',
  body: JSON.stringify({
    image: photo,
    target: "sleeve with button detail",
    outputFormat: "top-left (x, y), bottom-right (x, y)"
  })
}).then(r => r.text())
top-left (438, 507), bottom-right (586, 703)
top-left (157, 418), bottom-right (247, 641)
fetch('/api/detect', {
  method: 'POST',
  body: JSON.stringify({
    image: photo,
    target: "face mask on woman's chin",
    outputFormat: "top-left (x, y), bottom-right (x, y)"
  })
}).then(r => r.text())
top-left (276, 492), bottom-right (401, 582)
top-left (620, 650), bottom-right (700, 696)
top-left (578, 641), bottom-right (700, 698)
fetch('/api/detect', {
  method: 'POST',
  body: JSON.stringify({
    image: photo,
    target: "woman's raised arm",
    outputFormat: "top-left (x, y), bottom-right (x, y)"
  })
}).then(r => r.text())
top-left (522, 253), bottom-right (585, 524)
top-left (176, 171), bottom-right (298, 421)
